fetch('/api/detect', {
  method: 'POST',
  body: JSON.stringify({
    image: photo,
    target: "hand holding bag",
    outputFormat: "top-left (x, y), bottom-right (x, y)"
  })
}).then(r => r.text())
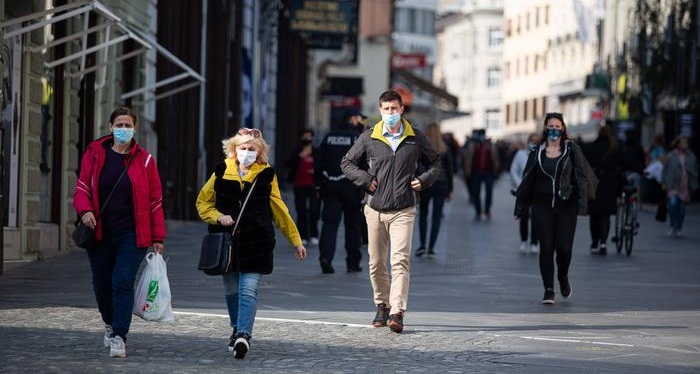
top-left (72, 160), bottom-right (131, 249)
top-left (198, 178), bottom-right (258, 275)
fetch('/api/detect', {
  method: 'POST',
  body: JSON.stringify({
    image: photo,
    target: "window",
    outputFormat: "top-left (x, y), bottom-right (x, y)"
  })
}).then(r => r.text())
top-left (535, 7), bottom-right (540, 27)
top-left (395, 8), bottom-right (411, 33)
top-left (523, 100), bottom-right (529, 121)
top-left (505, 104), bottom-right (511, 124)
top-left (544, 6), bottom-right (549, 25)
top-left (532, 98), bottom-right (538, 118)
top-left (488, 27), bottom-right (503, 49)
top-left (524, 56), bottom-right (529, 75)
top-left (526, 12), bottom-right (530, 31)
top-left (487, 67), bottom-right (501, 87)
top-left (514, 102), bottom-right (519, 122)
top-left (505, 19), bottom-right (512, 37)
top-left (486, 109), bottom-right (501, 130)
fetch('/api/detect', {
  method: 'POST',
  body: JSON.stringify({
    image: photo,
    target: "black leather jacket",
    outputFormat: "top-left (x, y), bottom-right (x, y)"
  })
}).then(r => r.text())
top-left (513, 140), bottom-right (591, 216)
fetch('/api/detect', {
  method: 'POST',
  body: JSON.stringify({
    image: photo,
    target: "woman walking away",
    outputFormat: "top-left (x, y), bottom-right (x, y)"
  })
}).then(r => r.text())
top-left (415, 122), bottom-right (453, 258)
top-left (196, 127), bottom-right (307, 359)
top-left (513, 112), bottom-right (596, 304)
top-left (583, 126), bottom-right (622, 255)
top-left (662, 135), bottom-right (698, 237)
top-left (73, 107), bottom-right (166, 358)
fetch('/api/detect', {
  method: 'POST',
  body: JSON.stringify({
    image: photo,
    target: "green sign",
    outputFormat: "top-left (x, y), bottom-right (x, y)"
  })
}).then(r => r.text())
top-left (289, 0), bottom-right (356, 36)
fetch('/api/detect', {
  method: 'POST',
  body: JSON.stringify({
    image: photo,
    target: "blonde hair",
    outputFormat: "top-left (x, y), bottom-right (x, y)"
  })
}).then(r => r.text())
top-left (222, 133), bottom-right (270, 164)
top-left (424, 122), bottom-right (447, 154)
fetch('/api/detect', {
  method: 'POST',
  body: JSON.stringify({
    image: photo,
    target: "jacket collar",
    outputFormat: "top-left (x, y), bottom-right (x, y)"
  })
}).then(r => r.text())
top-left (370, 117), bottom-right (416, 147)
top-left (226, 158), bottom-right (270, 182)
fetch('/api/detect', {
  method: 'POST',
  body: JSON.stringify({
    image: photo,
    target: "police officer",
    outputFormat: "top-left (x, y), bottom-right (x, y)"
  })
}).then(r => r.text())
top-left (315, 108), bottom-right (366, 274)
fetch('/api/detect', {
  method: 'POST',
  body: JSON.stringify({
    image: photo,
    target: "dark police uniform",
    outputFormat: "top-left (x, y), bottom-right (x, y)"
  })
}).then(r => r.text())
top-left (316, 123), bottom-right (364, 272)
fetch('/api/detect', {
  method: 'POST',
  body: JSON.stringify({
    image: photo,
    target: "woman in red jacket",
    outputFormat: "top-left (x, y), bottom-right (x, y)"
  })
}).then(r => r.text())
top-left (73, 107), bottom-right (166, 358)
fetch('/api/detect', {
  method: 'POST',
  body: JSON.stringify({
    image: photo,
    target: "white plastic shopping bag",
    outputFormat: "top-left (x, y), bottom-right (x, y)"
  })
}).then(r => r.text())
top-left (133, 252), bottom-right (175, 322)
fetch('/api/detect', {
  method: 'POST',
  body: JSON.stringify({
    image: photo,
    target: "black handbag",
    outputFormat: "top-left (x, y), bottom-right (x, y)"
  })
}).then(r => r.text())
top-left (72, 161), bottom-right (131, 249)
top-left (198, 178), bottom-right (258, 275)
top-left (655, 197), bottom-right (668, 222)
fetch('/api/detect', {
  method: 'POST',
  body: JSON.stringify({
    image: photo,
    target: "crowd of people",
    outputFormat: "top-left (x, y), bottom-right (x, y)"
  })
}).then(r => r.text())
top-left (74, 100), bottom-right (698, 360)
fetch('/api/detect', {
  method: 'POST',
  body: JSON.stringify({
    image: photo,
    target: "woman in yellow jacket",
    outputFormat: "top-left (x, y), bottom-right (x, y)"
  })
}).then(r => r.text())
top-left (196, 127), bottom-right (307, 359)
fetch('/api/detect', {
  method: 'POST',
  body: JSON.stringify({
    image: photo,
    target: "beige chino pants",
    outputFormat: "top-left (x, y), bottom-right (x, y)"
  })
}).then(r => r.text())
top-left (364, 205), bottom-right (416, 315)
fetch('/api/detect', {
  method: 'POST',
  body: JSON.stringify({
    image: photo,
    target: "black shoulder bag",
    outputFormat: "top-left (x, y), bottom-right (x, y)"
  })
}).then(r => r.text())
top-left (198, 178), bottom-right (258, 276)
top-left (72, 160), bottom-right (131, 249)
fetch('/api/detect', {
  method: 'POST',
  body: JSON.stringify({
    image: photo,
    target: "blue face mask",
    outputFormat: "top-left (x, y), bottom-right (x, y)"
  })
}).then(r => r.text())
top-left (113, 128), bottom-right (134, 145)
top-left (381, 113), bottom-right (401, 127)
top-left (547, 128), bottom-right (562, 141)
top-left (527, 142), bottom-right (536, 151)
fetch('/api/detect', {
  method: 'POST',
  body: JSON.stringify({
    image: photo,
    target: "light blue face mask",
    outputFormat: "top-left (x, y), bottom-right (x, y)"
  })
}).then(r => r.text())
top-left (382, 113), bottom-right (401, 127)
top-left (113, 128), bottom-right (134, 145)
top-left (547, 128), bottom-right (562, 141)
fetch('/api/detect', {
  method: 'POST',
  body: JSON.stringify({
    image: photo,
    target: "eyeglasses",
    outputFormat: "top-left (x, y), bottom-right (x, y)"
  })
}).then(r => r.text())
top-left (237, 127), bottom-right (262, 138)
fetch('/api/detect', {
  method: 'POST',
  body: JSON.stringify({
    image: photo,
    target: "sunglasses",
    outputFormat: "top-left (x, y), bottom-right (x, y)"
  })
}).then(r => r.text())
top-left (237, 127), bottom-right (262, 138)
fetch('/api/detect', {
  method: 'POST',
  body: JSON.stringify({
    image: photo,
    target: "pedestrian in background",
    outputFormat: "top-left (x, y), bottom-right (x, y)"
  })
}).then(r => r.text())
top-left (513, 112), bottom-right (595, 305)
top-left (463, 128), bottom-right (499, 220)
top-left (509, 133), bottom-right (540, 254)
top-left (662, 135), bottom-right (698, 237)
top-left (415, 122), bottom-right (453, 258)
top-left (285, 128), bottom-right (320, 246)
top-left (315, 108), bottom-right (366, 274)
top-left (341, 90), bottom-right (440, 333)
top-left (196, 127), bottom-right (307, 359)
top-left (583, 125), bottom-right (622, 255)
top-left (73, 107), bottom-right (166, 358)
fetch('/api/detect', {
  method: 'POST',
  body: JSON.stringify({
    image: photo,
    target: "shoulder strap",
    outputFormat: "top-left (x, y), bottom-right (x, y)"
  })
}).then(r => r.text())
top-left (231, 178), bottom-right (259, 233)
top-left (98, 159), bottom-right (132, 217)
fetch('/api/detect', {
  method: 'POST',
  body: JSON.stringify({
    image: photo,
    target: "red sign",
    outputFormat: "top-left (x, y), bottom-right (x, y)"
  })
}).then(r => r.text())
top-left (391, 53), bottom-right (426, 69)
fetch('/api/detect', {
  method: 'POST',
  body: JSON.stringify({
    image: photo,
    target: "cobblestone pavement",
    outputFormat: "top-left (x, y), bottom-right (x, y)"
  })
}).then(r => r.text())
top-left (1, 179), bottom-right (699, 373)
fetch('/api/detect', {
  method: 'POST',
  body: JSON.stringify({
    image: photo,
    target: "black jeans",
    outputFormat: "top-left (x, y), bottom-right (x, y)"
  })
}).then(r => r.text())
top-left (418, 180), bottom-right (450, 249)
top-left (532, 204), bottom-right (577, 290)
top-left (519, 206), bottom-right (538, 244)
top-left (293, 186), bottom-right (320, 240)
top-left (470, 171), bottom-right (494, 215)
top-left (318, 182), bottom-right (363, 268)
top-left (589, 213), bottom-right (611, 246)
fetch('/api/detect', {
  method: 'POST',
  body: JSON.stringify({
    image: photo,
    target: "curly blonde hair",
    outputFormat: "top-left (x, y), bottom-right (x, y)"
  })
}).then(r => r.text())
top-left (222, 132), bottom-right (270, 164)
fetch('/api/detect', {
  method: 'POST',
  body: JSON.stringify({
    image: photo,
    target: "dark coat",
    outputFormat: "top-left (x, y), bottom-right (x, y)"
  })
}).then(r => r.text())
top-left (209, 165), bottom-right (277, 274)
top-left (513, 140), bottom-right (595, 217)
top-left (583, 138), bottom-right (622, 215)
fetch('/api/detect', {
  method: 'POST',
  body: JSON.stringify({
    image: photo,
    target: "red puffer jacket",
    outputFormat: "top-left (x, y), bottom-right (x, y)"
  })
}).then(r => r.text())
top-left (73, 135), bottom-right (166, 248)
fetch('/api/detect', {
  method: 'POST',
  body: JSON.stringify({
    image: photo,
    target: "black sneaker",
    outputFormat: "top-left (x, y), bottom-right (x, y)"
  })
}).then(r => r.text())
top-left (427, 248), bottom-right (435, 258)
top-left (231, 333), bottom-right (250, 359)
top-left (227, 327), bottom-right (238, 351)
top-left (560, 279), bottom-right (572, 298)
top-left (415, 246), bottom-right (426, 257)
top-left (542, 289), bottom-right (555, 304)
top-left (598, 243), bottom-right (607, 255)
top-left (388, 312), bottom-right (404, 333)
top-left (347, 264), bottom-right (363, 273)
top-left (320, 260), bottom-right (335, 274)
top-left (590, 243), bottom-right (599, 254)
top-left (372, 303), bottom-right (390, 327)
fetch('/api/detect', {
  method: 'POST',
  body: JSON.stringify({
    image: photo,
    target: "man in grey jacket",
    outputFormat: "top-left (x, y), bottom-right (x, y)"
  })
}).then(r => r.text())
top-left (341, 90), bottom-right (440, 333)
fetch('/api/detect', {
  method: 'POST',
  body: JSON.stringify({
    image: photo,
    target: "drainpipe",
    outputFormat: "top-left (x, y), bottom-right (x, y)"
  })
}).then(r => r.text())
top-left (197, 0), bottom-right (208, 185)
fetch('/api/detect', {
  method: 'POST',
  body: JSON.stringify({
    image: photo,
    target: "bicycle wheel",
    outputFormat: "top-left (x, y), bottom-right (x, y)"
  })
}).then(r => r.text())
top-left (624, 203), bottom-right (635, 256)
top-left (615, 201), bottom-right (626, 253)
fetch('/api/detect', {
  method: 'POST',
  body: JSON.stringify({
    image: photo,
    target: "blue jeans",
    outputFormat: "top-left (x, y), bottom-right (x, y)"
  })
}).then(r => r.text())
top-left (86, 231), bottom-right (146, 341)
top-left (668, 195), bottom-right (686, 231)
top-left (223, 272), bottom-right (262, 337)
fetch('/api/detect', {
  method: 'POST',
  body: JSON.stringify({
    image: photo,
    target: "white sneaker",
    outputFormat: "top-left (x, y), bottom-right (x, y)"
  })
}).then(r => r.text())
top-left (530, 243), bottom-right (539, 254)
top-left (103, 325), bottom-right (113, 348)
top-left (109, 336), bottom-right (126, 358)
top-left (310, 237), bottom-right (319, 246)
top-left (519, 242), bottom-right (528, 253)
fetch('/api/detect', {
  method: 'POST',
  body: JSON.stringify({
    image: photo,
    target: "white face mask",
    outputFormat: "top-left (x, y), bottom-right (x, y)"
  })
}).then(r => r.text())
top-left (236, 149), bottom-right (258, 167)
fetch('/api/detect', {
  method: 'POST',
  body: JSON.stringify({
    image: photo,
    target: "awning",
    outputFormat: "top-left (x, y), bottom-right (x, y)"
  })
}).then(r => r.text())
top-left (392, 69), bottom-right (458, 109)
top-left (0, 0), bottom-right (204, 102)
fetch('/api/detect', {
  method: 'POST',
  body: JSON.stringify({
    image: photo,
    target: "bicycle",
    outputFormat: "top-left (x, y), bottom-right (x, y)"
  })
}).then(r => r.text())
top-left (612, 183), bottom-right (639, 256)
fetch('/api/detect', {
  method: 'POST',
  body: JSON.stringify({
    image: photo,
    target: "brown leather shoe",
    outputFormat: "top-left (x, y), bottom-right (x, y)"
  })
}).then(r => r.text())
top-left (372, 303), bottom-right (390, 327)
top-left (388, 312), bottom-right (404, 333)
